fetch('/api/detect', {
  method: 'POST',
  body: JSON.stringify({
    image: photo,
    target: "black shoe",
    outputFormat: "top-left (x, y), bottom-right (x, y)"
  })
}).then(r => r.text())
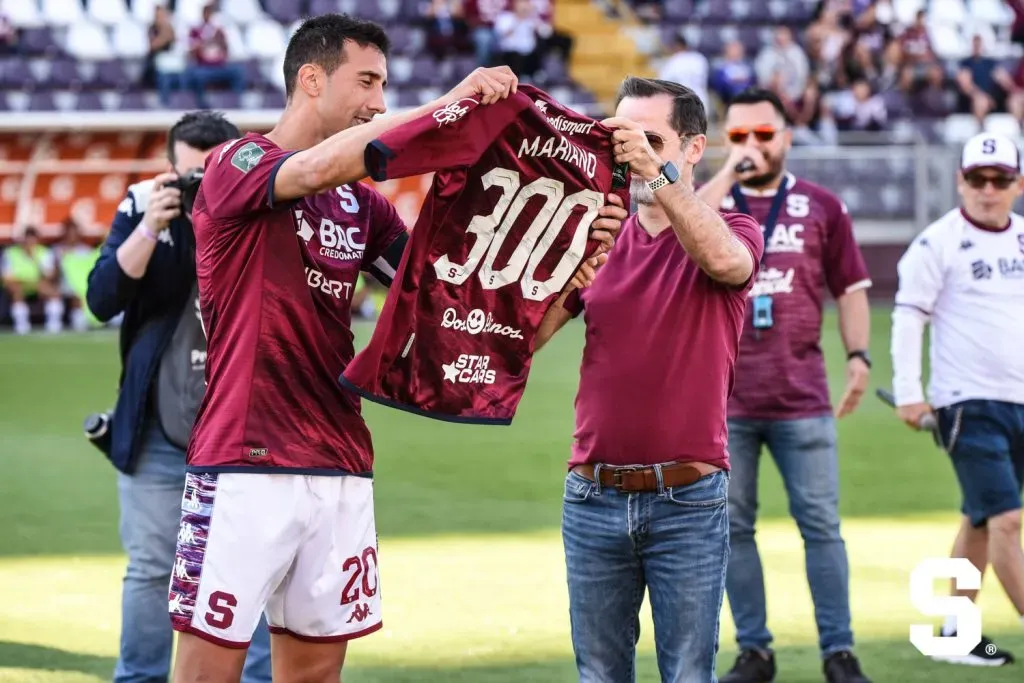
top-left (720, 649), bottom-right (776, 683)
top-left (823, 650), bottom-right (871, 683)
top-left (931, 631), bottom-right (1016, 666)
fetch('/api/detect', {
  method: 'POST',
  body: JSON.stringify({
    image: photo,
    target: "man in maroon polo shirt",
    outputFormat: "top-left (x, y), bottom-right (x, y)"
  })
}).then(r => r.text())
top-left (698, 88), bottom-right (873, 683)
top-left (536, 77), bottom-right (763, 683)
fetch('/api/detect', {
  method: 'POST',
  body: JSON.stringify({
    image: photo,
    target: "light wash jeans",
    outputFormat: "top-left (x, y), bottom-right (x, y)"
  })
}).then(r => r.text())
top-left (562, 468), bottom-right (730, 683)
top-left (114, 420), bottom-right (272, 683)
top-left (724, 416), bottom-right (854, 657)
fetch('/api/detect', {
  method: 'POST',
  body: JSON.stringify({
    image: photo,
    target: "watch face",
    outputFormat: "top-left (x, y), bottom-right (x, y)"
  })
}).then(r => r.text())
top-left (663, 162), bottom-right (680, 183)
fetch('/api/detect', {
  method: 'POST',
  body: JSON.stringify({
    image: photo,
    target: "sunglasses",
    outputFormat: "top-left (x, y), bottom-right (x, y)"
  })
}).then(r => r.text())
top-left (963, 172), bottom-right (1018, 190)
top-left (727, 126), bottom-right (779, 144)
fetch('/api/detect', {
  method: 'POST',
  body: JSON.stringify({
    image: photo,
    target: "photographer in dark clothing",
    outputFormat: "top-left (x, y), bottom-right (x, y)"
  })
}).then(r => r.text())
top-left (86, 111), bottom-right (272, 683)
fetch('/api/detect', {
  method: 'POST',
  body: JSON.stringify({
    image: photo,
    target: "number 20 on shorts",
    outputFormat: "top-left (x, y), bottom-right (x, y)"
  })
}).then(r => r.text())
top-left (433, 167), bottom-right (605, 301)
top-left (909, 558), bottom-right (983, 657)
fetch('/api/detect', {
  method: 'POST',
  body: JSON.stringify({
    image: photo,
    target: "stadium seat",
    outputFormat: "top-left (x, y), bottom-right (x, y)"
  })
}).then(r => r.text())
top-left (19, 27), bottom-right (61, 56)
top-left (93, 59), bottom-right (132, 90)
top-left (221, 0), bottom-right (265, 26)
top-left (175, 0), bottom-right (208, 27)
top-left (310, 0), bottom-right (342, 16)
top-left (130, 0), bottom-right (158, 25)
top-left (245, 19), bottom-right (287, 60)
top-left (65, 21), bottom-right (113, 61)
top-left (982, 113), bottom-right (1022, 139)
top-left (223, 22), bottom-right (252, 61)
top-left (1, 0), bottom-right (44, 28)
top-left (943, 113), bottom-right (981, 143)
top-left (48, 59), bottom-right (84, 90)
top-left (661, 0), bottom-right (693, 22)
top-left (263, 0), bottom-right (306, 25)
top-left (76, 91), bottom-right (105, 111)
top-left (893, 0), bottom-right (926, 26)
top-left (0, 57), bottom-right (33, 89)
top-left (112, 19), bottom-right (150, 59)
top-left (928, 0), bottom-right (967, 27)
top-left (86, 0), bottom-right (128, 26)
top-left (972, 0), bottom-right (1014, 27)
top-left (40, 0), bottom-right (84, 27)
top-left (927, 23), bottom-right (968, 60)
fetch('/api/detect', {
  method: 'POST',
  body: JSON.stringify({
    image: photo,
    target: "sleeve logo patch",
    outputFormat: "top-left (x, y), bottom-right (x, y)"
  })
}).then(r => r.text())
top-left (432, 97), bottom-right (477, 127)
top-left (230, 141), bottom-right (266, 173)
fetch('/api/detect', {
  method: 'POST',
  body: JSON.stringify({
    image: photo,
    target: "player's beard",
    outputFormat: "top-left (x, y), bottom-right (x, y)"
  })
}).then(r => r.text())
top-left (741, 153), bottom-right (786, 189)
top-left (630, 175), bottom-right (655, 206)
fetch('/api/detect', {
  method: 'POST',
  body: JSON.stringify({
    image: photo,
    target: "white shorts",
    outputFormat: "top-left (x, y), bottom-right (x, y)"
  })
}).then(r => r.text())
top-left (169, 472), bottom-right (381, 647)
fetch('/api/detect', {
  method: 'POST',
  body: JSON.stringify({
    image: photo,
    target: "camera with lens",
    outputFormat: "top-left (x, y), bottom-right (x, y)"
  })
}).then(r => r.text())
top-left (165, 168), bottom-right (204, 220)
top-left (83, 410), bottom-right (114, 456)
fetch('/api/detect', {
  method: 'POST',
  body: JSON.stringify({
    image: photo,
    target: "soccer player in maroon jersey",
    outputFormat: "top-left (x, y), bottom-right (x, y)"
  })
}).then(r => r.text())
top-left (165, 14), bottom-right (529, 683)
top-left (535, 77), bottom-right (764, 683)
top-left (698, 88), bottom-right (873, 683)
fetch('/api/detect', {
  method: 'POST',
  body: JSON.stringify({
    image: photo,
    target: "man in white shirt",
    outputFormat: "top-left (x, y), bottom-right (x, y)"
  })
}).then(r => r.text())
top-left (891, 132), bottom-right (1024, 666)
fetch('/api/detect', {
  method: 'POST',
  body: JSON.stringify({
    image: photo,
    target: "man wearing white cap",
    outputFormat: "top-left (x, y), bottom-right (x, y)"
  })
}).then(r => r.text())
top-left (891, 131), bottom-right (1024, 666)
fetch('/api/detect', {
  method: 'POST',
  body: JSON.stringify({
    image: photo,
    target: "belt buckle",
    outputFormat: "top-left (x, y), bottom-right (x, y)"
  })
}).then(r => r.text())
top-left (612, 465), bottom-right (643, 490)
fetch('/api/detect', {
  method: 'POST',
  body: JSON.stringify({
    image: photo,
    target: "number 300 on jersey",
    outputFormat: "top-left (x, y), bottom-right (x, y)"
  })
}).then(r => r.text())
top-left (432, 167), bottom-right (604, 302)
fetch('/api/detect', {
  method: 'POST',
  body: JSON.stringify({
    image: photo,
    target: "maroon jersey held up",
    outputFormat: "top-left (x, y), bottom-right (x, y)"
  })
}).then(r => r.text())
top-left (565, 213), bottom-right (764, 469)
top-left (341, 85), bottom-right (628, 424)
top-left (188, 132), bottom-right (407, 475)
top-left (721, 173), bottom-right (872, 419)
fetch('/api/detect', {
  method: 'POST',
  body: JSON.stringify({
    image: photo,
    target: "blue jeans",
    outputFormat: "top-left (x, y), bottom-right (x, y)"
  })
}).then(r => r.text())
top-left (562, 468), bottom-right (730, 683)
top-left (114, 420), bottom-right (272, 683)
top-left (725, 416), bottom-right (853, 657)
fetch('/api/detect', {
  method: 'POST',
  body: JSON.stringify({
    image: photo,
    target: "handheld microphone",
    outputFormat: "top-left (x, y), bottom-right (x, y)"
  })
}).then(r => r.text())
top-left (875, 388), bottom-right (937, 432)
top-left (735, 158), bottom-right (756, 174)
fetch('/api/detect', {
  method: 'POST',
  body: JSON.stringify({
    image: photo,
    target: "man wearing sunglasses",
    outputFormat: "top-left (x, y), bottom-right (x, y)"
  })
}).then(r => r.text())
top-left (890, 132), bottom-right (1024, 666)
top-left (697, 87), bottom-right (874, 683)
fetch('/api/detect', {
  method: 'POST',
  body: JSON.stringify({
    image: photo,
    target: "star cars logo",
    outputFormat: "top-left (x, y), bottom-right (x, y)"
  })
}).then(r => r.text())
top-left (433, 98), bottom-right (478, 127)
top-left (441, 307), bottom-right (524, 340)
top-left (442, 354), bottom-right (496, 385)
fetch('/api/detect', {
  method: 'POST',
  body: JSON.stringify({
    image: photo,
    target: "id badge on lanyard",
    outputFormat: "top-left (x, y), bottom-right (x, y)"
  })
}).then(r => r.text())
top-left (730, 182), bottom-right (789, 335)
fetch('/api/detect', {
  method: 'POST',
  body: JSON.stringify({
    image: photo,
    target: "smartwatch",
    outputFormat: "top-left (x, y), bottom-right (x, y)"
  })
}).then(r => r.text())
top-left (847, 350), bottom-right (871, 368)
top-left (647, 161), bottom-right (680, 193)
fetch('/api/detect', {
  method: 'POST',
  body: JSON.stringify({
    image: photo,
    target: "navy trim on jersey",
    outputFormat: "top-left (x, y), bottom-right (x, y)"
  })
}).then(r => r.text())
top-left (338, 374), bottom-right (513, 426)
top-left (185, 465), bottom-right (374, 477)
top-left (365, 139), bottom-right (395, 182)
top-left (367, 230), bottom-right (407, 288)
top-left (267, 151), bottom-right (298, 209)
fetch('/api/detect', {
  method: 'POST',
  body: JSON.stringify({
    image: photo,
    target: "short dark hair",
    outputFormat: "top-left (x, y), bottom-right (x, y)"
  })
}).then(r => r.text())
top-left (283, 13), bottom-right (390, 98)
top-left (167, 111), bottom-right (240, 164)
top-left (615, 77), bottom-right (707, 137)
top-left (728, 87), bottom-right (789, 123)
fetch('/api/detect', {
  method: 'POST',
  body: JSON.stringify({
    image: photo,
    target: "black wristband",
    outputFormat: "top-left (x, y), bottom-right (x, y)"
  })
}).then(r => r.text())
top-left (847, 350), bottom-right (871, 368)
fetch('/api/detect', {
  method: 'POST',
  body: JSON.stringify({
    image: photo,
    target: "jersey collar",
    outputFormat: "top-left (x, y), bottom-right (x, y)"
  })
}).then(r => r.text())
top-left (960, 207), bottom-right (1012, 233)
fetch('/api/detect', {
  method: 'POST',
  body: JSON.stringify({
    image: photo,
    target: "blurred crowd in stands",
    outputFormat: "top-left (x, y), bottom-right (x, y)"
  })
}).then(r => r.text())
top-left (639, 0), bottom-right (1024, 144)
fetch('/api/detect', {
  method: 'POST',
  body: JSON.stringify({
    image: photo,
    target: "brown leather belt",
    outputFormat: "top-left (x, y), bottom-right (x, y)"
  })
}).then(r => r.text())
top-left (571, 462), bottom-right (706, 492)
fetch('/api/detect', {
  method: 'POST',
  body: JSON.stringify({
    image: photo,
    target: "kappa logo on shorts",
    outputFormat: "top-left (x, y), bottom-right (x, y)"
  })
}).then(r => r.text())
top-left (347, 603), bottom-right (373, 623)
top-left (248, 447), bottom-right (269, 458)
top-left (230, 141), bottom-right (265, 173)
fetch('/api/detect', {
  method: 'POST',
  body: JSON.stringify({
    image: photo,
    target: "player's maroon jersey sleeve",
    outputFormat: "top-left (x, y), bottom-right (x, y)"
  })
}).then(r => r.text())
top-left (202, 135), bottom-right (296, 221)
top-left (361, 186), bottom-right (408, 267)
top-left (819, 191), bottom-right (871, 298)
top-left (365, 95), bottom-right (530, 181)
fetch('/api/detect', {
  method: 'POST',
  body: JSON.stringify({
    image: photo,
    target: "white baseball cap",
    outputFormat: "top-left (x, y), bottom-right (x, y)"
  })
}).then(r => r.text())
top-left (961, 133), bottom-right (1021, 174)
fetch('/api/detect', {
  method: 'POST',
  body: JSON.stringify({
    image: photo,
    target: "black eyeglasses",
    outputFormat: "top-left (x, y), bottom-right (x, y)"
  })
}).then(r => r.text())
top-left (964, 172), bottom-right (1018, 190)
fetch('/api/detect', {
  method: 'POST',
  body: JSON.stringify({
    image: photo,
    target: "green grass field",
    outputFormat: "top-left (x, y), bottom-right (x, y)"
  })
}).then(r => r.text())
top-left (1, 307), bottom-right (1022, 682)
